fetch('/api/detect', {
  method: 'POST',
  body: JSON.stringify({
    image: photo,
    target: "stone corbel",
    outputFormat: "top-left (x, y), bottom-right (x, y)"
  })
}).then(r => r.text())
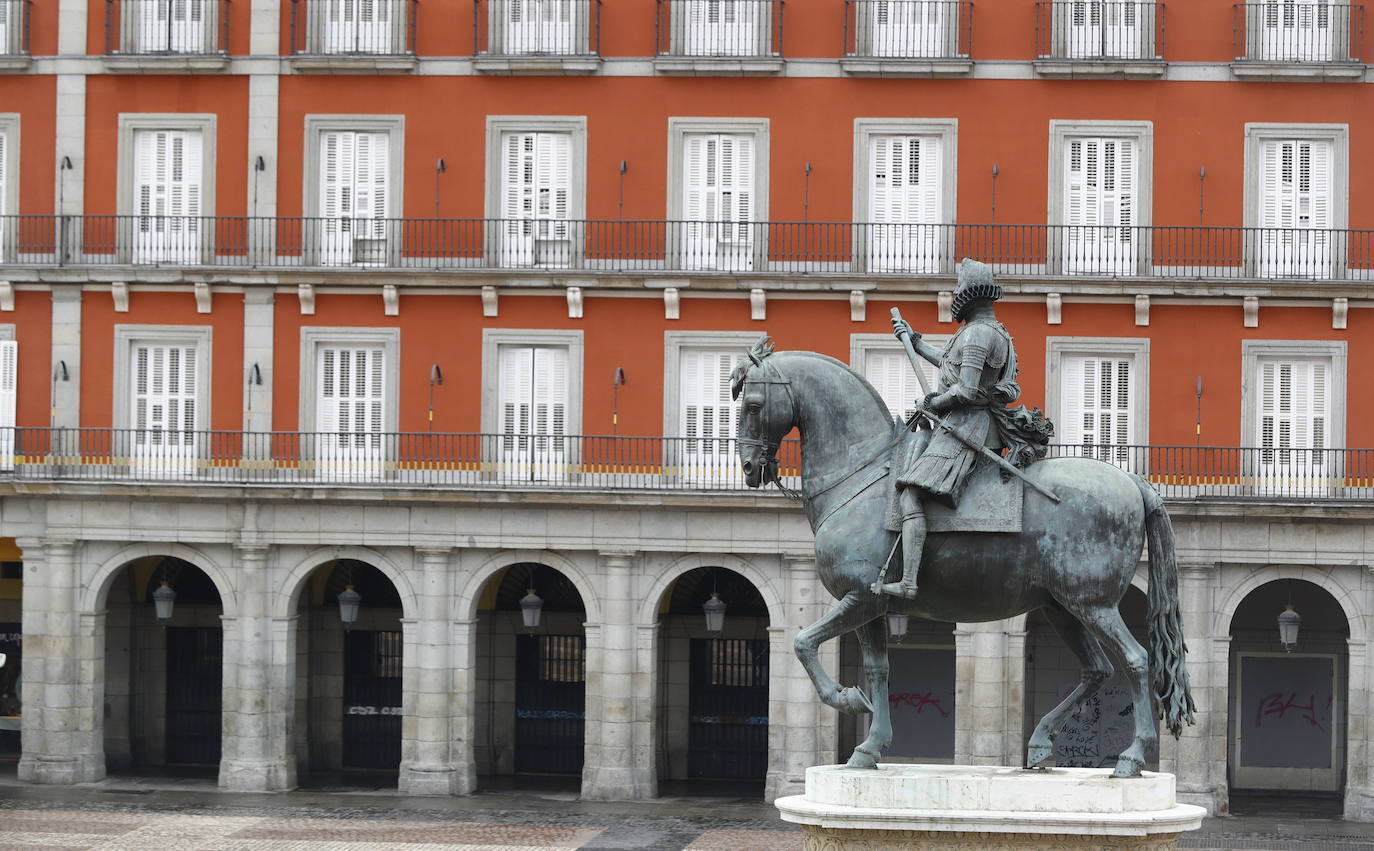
top-left (1243, 296), bottom-right (1259, 328)
top-left (382, 284), bottom-right (399, 316)
top-left (1135, 294), bottom-right (1150, 327)
top-left (566, 286), bottom-right (583, 319)
top-left (937, 291), bottom-right (953, 323)
top-left (1046, 293), bottom-right (1062, 325)
top-left (194, 281), bottom-right (212, 314)
top-left (0, 281), bottom-right (13, 312)
top-left (1333, 297), bottom-right (1349, 330)
top-left (849, 290), bottom-right (866, 323)
top-left (110, 281), bottom-right (129, 313)
top-left (663, 287), bottom-right (681, 320)
top-left (481, 285), bottom-right (498, 317)
top-left (298, 283), bottom-right (316, 315)
top-left (751, 288), bottom-right (766, 321)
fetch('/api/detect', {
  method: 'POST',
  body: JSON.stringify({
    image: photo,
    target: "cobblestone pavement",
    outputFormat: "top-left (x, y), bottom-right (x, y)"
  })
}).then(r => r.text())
top-left (3, 777), bottom-right (1374, 850)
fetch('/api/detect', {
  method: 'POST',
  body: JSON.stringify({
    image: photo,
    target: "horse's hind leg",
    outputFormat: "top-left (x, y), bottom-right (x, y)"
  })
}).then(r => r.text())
top-left (848, 616), bottom-right (892, 769)
top-left (795, 589), bottom-right (883, 716)
top-left (1026, 601), bottom-right (1114, 769)
top-left (1078, 604), bottom-right (1157, 778)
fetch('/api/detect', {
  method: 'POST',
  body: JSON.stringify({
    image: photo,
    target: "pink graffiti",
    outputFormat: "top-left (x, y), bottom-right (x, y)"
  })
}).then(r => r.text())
top-left (1253, 692), bottom-right (1331, 732)
top-left (888, 692), bottom-right (951, 718)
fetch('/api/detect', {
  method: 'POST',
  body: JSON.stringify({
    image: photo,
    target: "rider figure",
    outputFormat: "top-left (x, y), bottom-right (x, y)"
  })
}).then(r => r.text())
top-left (875, 259), bottom-right (1021, 599)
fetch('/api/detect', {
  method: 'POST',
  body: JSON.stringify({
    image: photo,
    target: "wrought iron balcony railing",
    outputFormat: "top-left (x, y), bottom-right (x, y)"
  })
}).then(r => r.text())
top-left (3, 216), bottom-right (1372, 283)
top-left (655, 0), bottom-right (783, 58)
top-left (475, 0), bottom-right (601, 57)
top-left (289, 0), bottom-right (416, 56)
top-left (1, 430), bottom-right (1370, 502)
top-left (105, 0), bottom-right (229, 55)
top-left (844, 0), bottom-right (971, 60)
top-left (1233, 2), bottom-right (1364, 63)
top-left (0, 0), bottom-right (29, 56)
top-left (1035, 0), bottom-right (1164, 61)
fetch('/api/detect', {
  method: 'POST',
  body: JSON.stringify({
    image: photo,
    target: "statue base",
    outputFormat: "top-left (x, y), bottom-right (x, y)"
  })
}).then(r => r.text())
top-left (775, 764), bottom-right (1205, 850)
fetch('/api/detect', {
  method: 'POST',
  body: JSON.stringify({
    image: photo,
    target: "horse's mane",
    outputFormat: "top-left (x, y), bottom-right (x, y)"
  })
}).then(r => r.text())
top-left (730, 335), bottom-right (895, 423)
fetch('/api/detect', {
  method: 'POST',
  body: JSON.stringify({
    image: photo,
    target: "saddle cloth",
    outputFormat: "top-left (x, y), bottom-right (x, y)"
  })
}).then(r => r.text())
top-left (885, 456), bottom-right (1024, 534)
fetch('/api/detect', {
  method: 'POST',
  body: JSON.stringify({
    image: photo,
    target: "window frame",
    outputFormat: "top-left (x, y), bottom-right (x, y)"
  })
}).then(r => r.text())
top-left (852, 118), bottom-right (958, 275)
top-left (849, 331), bottom-right (953, 422)
top-left (1239, 339), bottom-right (1346, 452)
top-left (116, 113), bottom-right (217, 264)
top-left (662, 330), bottom-right (758, 440)
top-left (297, 326), bottom-right (401, 436)
top-left (1045, 336), bottom-right (1151, 450)
top-left (1047, 119), bottom-right (1153, 276)
top-left (1242, 123), bottom-right (1349, 278)
top-left (112, 324), bottom-right (214, 432)
top-left (666, 117), bottom-right (770, 272)
top-left (0, 114), bottom-right (18, 263)
top-left (484, 116), bottom-right (588, 268)
top-left (480, 328), bottom-right (585, 437)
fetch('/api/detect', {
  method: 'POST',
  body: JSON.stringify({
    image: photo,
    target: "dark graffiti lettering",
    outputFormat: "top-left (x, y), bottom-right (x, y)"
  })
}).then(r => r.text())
top-left (1254, 691), bottom-right (1329, 732)
top-left (888, 691), bottom-right (952, 718)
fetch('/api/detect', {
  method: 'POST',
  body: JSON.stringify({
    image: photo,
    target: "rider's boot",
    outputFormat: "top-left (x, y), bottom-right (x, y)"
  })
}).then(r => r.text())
top-left (877, 507), bottom-right (926, 599)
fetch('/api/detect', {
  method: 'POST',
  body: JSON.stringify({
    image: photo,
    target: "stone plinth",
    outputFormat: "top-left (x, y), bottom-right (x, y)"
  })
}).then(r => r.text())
top-left (775, 764), bottom-right (1205, 850)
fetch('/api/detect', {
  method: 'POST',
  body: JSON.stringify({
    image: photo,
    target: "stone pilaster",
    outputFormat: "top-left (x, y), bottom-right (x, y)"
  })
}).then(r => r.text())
top-left (19, 539), bottom-right (103, 784)
top-left (399, 547), bottom-right (461, 795)
top-left (582, 549), bottom-right (655, 800)
top-left (766, 554), bottom-right (831, 801)
top-left (219, 544), bottom-right (295, 791)
top-left (953, 621), bottom-right (1019, 766)
top-left (50, 288), bottom-right (81, 440)
top-left (1164, 563), bottom-right (1223, 815)
top-left (451, 616), bottom-right (479, 794)
top-left (242, 291), bottom-right (275, 435)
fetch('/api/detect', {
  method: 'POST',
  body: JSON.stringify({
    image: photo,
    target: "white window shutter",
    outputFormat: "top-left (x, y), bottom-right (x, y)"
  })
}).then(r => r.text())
top-left (499, 345), bottom-right (534, 442)
top-left (0, 340), bottom-right (16, 469)
top-left (1304, 140), bottom-right (1333, 231)
top-left (531, 346), bottom-right (568, 440)
top-left (679, 349), bottom-right (741, 444)
top-left (1064, 139), bottom-right (1086, 227)
top-left (0, 130), bottom-right (7, 219)
top-left (503, 132), bottom-right (531, 220)
top-left (1260, 139), bottom-right (1290, 229)
top-left (917, 136), bottom-right (942, 225)
top-left (132, 343), bottom-right (198, 435)
top-left (135, 130), bottom-right (165, 218)
top-left (683, 134), bottom-right (709, 223)
top-left (863, 349), bottom-right (934, 423)
top-left (317, 345), bottom-right (385, 436)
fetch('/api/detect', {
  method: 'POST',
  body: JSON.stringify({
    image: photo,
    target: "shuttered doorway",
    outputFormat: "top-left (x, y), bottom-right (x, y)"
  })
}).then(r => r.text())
top-left (515, 633), bottom-right (585, 775)
top-left (688, 637), bottom-right (768, 780)
top-left (343, 630), bottom-right (403, 770)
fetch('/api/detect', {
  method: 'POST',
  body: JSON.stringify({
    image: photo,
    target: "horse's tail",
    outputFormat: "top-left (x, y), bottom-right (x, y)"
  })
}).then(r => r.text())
top-left (1134, 475), bottom-right (1197, 738)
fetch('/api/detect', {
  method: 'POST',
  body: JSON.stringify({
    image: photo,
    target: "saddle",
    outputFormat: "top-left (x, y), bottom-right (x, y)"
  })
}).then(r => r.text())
top-left (884, 451), bottom-right (1023, 534)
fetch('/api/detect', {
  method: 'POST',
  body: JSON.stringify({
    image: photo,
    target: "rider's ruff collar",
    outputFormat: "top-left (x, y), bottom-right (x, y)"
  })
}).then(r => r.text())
top-left (950, 258), bottom-right (1003, 322)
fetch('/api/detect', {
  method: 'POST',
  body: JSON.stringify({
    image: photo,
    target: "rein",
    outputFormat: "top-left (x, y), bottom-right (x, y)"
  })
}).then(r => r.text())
top-left (740, 357), bottom-right (804, 500)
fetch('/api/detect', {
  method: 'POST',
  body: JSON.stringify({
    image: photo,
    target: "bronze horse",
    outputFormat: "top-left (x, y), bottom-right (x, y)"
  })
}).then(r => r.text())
top-left (732, 339), bottom-right (1194, 778)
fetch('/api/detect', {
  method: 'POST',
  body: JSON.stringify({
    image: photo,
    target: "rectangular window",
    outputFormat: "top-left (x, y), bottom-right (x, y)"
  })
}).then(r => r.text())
top-left (1062, 136), bottom-right (1138, 275)
top-left (1257, 138), bottom-right (1333, 278)
top-left (501, 0), bottom-right (579, 54)
top-left (1254, 0), bottom-right (1338, 61)
top-left (133, 129), bottom-right (203, 265)
top-left (319, 130), bottom-right (391, 266)
top-left (868, 134), bottom-right (943, 274)
top-left (679, 348), bottom-right (744, 481)
top-left (500, 131), bottom-right (573, 269)
top-left (315, 345), bottom-right (386, 480)
top-left (863, 0), bottom-right (956, 58)
top-left (0, 340), bottom-right (15, 471)
top-left (0, 126), bottom-right (8, 261)
top-left (132, 0), bottom-right (214, 53)
top-left (678, 0), bottom-right (768, 56)
top-left (323, 0), bottom-right (396, 54)
top-left (1256, 356), bottom-right (1329, 485)
top-left (1060, 353), bottom-right (1136, 468)
top-left (682, 133), bottom-right (755, 272)
top-left (1063, 0), bottom-right (1146, 59)
top-left (131, 342), bottom-right (199, 476)
top-left (862, 347), bottom-right (937, 424)
top-left (497, 344), bottom-right (569, 481)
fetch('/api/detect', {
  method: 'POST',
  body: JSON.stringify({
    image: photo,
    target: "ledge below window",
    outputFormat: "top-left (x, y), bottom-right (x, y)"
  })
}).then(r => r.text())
top-left (653, 56), bottom-right (784, 76)
top-left (1032, 59), bottom-right (1166, 78)
top-left (1229, 61), bottom-right (1365, 81)
top-left (101, 54), bottom-right (230, 73)
top-left (839, 57), bottom-right (973, 77)
top-left (286, 54), bottom-right (418, 74)
top-left (0, 55), bottom-right (32, 73)
top-left (473, 55), bottom-right (602, 75)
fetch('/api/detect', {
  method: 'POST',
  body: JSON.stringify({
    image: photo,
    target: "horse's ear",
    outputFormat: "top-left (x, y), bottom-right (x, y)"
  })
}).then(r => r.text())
top-left (729, 361), bottom-right (746, 400)
top-left (747, 334), bottom-right (775, 366)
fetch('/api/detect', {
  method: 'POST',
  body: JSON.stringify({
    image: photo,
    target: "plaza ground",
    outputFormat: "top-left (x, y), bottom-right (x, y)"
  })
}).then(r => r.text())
top-left (1, 771), bottom-right (1373, 850)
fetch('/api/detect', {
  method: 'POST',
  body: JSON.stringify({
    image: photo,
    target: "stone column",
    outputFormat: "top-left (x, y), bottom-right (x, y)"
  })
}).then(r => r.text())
top-left (765, 555), bottom-right (830, 801)
top-left (399, 547), bottom-right (461, 795)
top-left (1345, 637), bottom-right (1370, 820)
top-left (953, 621), bottom-right (1018, 766)
top-left (219, 544), bottom-right (295, 791)
top-left (451, 616), bottom-right (478, 793)
top-left (582, 549), bottom-right (654, 800)
top-left (19, 539), bottom-right (103, 784)
top-left (1164, 563), bottom-right (1223, 814)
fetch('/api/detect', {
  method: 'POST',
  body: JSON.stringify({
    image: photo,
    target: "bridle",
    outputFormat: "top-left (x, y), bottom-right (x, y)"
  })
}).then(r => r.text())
top-left (738, 354), bottom-right (803, 500)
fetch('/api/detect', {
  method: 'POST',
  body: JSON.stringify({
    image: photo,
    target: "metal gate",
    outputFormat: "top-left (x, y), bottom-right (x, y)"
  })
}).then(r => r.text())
top-left (688, 637), bottom-right (768, 779)
top-left (343, 630), bottom-right (403, 770)
top-left (165, 626), bottom-right (222, 765)
top-left (515, 633), bottom-right (585, 775)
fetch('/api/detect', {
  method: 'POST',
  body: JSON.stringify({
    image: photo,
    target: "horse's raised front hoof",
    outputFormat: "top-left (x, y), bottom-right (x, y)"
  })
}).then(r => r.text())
top-left (836, 686), bottom-right (875, 715)
top-left (846, 747), bottom-right (879, 770)
top-left (1025, 744), bottom-right (1053, 768)
top-left (1111, 756), bottom-right (1145, 778)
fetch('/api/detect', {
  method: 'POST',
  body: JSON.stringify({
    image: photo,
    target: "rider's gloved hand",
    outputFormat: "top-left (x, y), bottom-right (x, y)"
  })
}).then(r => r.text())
top-left (891, 317), bottom-right (920, 341)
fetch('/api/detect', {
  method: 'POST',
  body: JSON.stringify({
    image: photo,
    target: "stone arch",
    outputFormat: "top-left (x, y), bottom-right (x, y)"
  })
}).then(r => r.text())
top-left (1215, 565), bottom-right (1365, 642)
top-left (275, 546), bottom-right (418, 620)
top-left (638, 553), bottom-right (784, 628)
top-left (82, 542), bottom-right (236, 616)
top-left (457, 549), bottom-right (600, 623)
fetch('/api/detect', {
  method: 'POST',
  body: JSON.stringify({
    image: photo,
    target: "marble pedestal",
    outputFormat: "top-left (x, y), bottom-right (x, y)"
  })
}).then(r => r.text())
top-left (775, 765), bottom-right (1205, 850)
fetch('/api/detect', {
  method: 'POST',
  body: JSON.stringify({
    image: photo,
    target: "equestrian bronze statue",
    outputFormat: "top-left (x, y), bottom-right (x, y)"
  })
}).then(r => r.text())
top-left (732, 259), bottom-right (1194, 779)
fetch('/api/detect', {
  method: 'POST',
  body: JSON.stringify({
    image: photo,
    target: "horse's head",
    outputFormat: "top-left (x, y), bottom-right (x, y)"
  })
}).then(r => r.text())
top-left (731, 336), bottom-right (797, 489)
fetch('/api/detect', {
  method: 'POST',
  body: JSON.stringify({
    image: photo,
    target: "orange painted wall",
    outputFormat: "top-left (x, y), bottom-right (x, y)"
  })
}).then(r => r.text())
top-left (83, 76), bottom-right (250, 216)
top-left (12, 290), bottom-right (51, 429)
top-left (0, 74), bottom-right (56, 214)
top-left (80, 291), bottom-right (245, 430)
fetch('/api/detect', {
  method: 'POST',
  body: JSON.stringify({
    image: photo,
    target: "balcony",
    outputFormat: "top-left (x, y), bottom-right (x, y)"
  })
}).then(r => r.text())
top-left (1232, 2), bottom-right (1365, 80)
top-left (0, 0), bottom-right (30, 71)
top-left (474, 0), bottom-right (602, 75)
top-left (103, 0), bottom-right (230, 72)
top-left (3, 216), bottom-right (1372, 289)
top-left (841, 0), bottom-right (973, 76)
top-left (288, 0), bottom-right (417, 73)
top-left (1034, 1), bottom-right (1166, 77)
top-left (1, 431), bottom-right (1369, 504)
top-left (654, 0), bottom-right (784, 75)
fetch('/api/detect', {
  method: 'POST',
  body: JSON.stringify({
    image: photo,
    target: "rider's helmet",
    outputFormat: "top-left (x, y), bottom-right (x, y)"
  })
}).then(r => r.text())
top-left (949, 258), bottom-right (1003, 322)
